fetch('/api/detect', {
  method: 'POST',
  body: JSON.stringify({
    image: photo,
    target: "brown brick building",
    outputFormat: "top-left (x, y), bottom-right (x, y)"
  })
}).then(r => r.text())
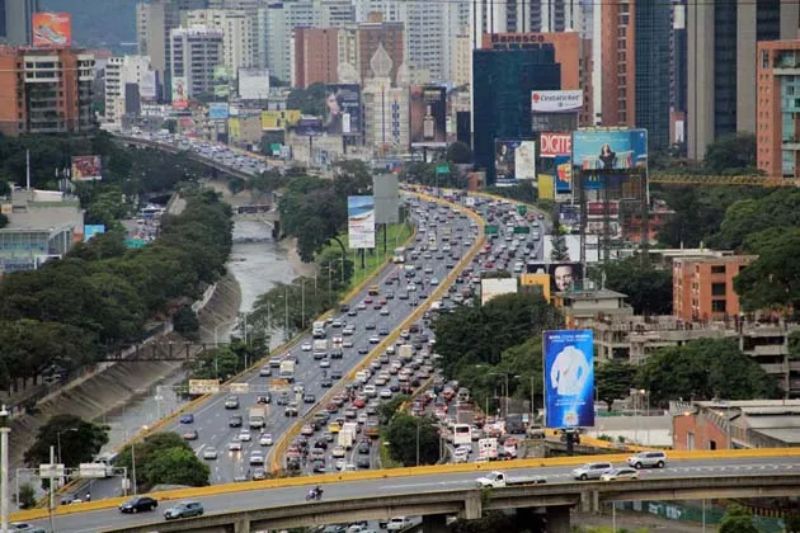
top-left (293, 27), bottom-right (340, 89)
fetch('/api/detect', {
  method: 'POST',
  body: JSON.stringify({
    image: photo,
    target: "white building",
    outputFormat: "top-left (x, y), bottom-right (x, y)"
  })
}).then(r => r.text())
top-left (362, 44), bottom-right (409, 152)
top-left (314, 0), bottom-right (356, 27)
top-left (260, 0), bottom-right (314, 83)
top-left (170, 26), bottom-right (224, 98)
top-left (184, 9), bottom-right (255, 72)
top-left (104, 55), bottom-right (153, 125)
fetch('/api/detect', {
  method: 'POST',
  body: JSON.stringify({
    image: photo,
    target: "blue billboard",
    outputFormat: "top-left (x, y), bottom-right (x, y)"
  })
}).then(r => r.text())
top-left (572, 129), bottom-right (647, 171)
top-left (544, 329), bottom-right (595, 428)
top-left (208, 102), bottom-right (229, 120)
top-left (83, 224), bottom-right (106, 242)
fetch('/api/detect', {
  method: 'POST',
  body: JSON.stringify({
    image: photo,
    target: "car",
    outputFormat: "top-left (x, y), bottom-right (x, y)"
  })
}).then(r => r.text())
top-left (572, 462), bottom-right (614, 481)
top-left (202, 446), bottom-right (218, 460)
top-left (357, 441), bottom-right (370, 454)
top-left (224, 395), bottom-right (240, 409)
top-left (258, 366), bottom-right (271, 377)
top-left (239, 430), bottom-right (252, 442)
top-left (228, 440), bottom-right (242, 452)
top-left (365, 323), bottom-right (376, 330)
top-left (387, 517), bottom-right (410, 531)
top-left (331, 370), bottom-right (343, 379)
top-left (369, 335), bottom-right (380, 344)
top-left (343, 339), bottom-right (354, 348)
top-left (304, 393), bottom-right (317, 403)
top-left (260, 433), bottom-right (273, 446)
top-left (119, 496), bottom-right (158, 514)
top-left (332, 445), bottom-right (346, 458)
top-left (358, 347), bottom-right (369, 354)
top-left (347, 309), bottom-right (358, 317)
top-left (379, 388), bottom-right (392, 399)
top-left (182, 429), bottom-right (198, 440)
top-left (179, 414), bottom-right (194, 424)
top-left (627, 451), bottom-right (667, 469)
top-left (320, 359), bottom-right (331, 368)
top-left (600, 467), bottom-right (640, 482)
top-left (378, 327), bottom-right (390, 335)
top-left (256, 393), bottom-right (272, 404)
top-left (252, 467), bottom-right (267, 480)
top-left (356, 457), bottom-right (371, 468)
top-left (164, 501), bottom-right (204, 520)
top-left (229, 415), bottom-right (243, 427)
top-left (249, 451), bottom-right (265, 465)
top-left (301, 424), bottom-right (314, 436)
top-left (321, 378), bottom-right (333, 388)
top-left (379, 308), bottom-right (390, 316)
top-left (301, 343), bottom-right (312, 351)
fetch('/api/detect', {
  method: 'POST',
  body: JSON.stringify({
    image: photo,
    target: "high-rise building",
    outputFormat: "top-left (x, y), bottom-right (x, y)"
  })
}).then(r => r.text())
top-left (472, 43), bottom-right (560, 183)
top-left (185, 9), bottom-right (255, 71)
top-left (363, 44), bottom-right (409, 151)
top-left (670, 0), bottom-right (687, 148)
top-left (756, 39), bottom-right (800, 179)
top-left (0, 0), bottom-right (39, 46)
top-left (293, 27), bottom-right (339, 88)
top-left (259, 0), bottom-right (314, 83)
top-left (105, 55), bottom-right (153, 125)
top-left (0, 46), bottom-right (95, 136)
top-left (400, 1), bottom-right (446, 82)
top-left (672, 255), bottom-right (754, 323)
top-left (170, 26), bottom-right (223, 97)
top-left (687, 0), bottom-right (799, 160)
top-left (357, 16), bottom-right (403, 85)
top-left (315, 0), bottom-right (355, 27)
top-left (598, 0), bottom-right (671, 150)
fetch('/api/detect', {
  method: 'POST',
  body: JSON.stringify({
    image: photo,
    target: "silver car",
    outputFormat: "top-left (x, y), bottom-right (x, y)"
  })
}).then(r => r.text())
top-left (626, 451), bottom-right (667, 469)
top-left (572, 462), bottom-right (614, 481)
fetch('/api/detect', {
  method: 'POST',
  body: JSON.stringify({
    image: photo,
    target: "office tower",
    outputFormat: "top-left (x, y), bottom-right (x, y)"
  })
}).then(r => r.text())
top-left (0, 0), bottom-right (39, 45)
top-left (472, 43), bottom-right (560, 183)
top-left (293, 27), bottom-right (339, 88)
top-left (0, 46), bottom-right (94, 136)
top-left (170, 26), bottom-right (223, 97)
top-left (400, 1), bottom-right (446, 82)
top-left (314, 0), bottom-right (355, 27)
top-left (185, 9), bottom-right (255, 71)
top-left (670, 0), bottom-right (687, 147)
top-left (687, 0), bottom-right (800, 160)
top-left (260, 0), bottom-right (313, 83)
top-left (105, 55), bottom-right (153, 125)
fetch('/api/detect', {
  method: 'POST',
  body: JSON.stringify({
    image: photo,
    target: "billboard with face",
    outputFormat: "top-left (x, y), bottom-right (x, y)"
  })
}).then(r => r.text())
top-left (348, 196), bottom-right (375, 249)
top-left (32, 12), bottom-right (71, 47)
top-left (409, 85), bottom-right (446, 146)
top-left (544, 329), bottom-right (595, 428)
top-left (171, 76), bottom-right (188, 109)
top-left (572, 129), bottom-right (648, 171)
top-left (324, 84), bottom-right (361, 136)
top-left (525, 262), bottom-right (582, 293)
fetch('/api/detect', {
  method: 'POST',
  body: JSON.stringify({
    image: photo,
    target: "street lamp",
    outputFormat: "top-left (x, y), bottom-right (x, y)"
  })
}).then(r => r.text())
top-left (515, 374), bottom-right (536, 424)
top-left (130, 425), bottom-right (149, 496)
top-left (487, 372), bottom-right (510, 419)
top-left (1, 405), bottom-right (10, 533)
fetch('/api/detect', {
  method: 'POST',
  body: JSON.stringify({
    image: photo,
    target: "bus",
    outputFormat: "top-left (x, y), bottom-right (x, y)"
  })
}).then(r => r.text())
top-left (392, 247), bottom-right (406, 264)
top-left (451, 423), bottom-right (472, 446)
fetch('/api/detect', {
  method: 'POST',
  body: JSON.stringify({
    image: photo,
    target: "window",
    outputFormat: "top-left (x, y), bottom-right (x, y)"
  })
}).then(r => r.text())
top-left (712, 300), bottom-right (727, 313)
top-left (711, 282), bottom-right (726, 297)
top-left (711, 265), bottom-right (726, 274)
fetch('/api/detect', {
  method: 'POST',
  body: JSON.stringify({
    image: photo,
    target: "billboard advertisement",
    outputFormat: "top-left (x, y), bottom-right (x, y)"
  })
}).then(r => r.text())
top-left (83, 225), bottom-right (106, 242)
top-left (373, 174), bottom-right (399, 224)
top-left (238, 68), bottom-right (270, 100)
top-left (525, 262), bottom-right (583, 293)
top-left (572, 129), bottom-right (648, 171)
top-left (32, 12), bottom-right (72, 47)
top-left (539, 132), bottom-right (572, 158)
top-left (409, 85), bottom-right (446, 146)
top-left (139, 70), bottom-right (157, 100)
top-left (171, 76), bottom-right (188, 109)
top-left (295, 117), bottom-right (324, 136)
top-left (208, 103), bottom-right (229, 120)
top-left (531, 90), bottom-right (583, 113)
top-left (480, 278), bottom-right (518, 305)
top-left (71, 156), bottom-right (102, 181)
top-left (515, 141), bottom-right (537, 180)
top-left (555, 155), bottom-right (572, 193)
top-left (324, 84), bottom-right (361, 135)
top-left (544, 329), bottom-right (595, 428)
top-left (348, 196), bottom-right (375, 249)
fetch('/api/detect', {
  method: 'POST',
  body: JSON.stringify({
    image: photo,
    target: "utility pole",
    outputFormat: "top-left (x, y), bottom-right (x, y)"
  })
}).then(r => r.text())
top-left (0, 405), bottom-right (9, 533)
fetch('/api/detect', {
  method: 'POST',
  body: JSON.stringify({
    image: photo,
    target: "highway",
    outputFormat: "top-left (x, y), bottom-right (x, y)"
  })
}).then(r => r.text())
top-left (23, 454), bottom-right (800, 532)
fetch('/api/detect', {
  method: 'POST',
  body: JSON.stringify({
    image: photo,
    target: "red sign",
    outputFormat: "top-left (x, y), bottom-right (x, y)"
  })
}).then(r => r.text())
top-left (540, 133), bottom-right (572, 158)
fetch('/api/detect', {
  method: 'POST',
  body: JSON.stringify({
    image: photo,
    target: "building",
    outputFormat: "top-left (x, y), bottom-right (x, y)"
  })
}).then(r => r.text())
top-left (552, 288), bottom-right (632, 330)
top-left (0, 187), bottom-right (84, 274)
top-left (0, 46), bottom-right (95, 136)
top-left (687, 1), bottom-right (799, 160)
top-left (672, 255), bottom-right (755, 323)
top-left (670, 0), bottom-right (687, 148)
top-left (0, 0), bottom-right (39, 46)
top-left (105, 55), bottom-right (153, 125)
top-left (472, 43), bottom-right (560, 183)
top-left (362, 44), bottom-right (409, 152)
top-left (756, 39), bottom-right (800, 179)
top-left (740, 321), bottom-right (800, 397)
top-left (356, 15), bottom-right (403, 85)
top-left (293, 27), bottom-right (339, 88)
top-left (184, 9), bottom-right (255, 72)
top-left (673, 400), bottom-right (800, 450)
top-left (315, 0), bottom-right (355, 27)
top-left (170, 26), bottom-right (223, 98)
top-left (400, 1), bottom-right (446, 83)
top-left (598, 0), bottom-right (671, 150)
top-left (259, 0), bottom-right (314, 83)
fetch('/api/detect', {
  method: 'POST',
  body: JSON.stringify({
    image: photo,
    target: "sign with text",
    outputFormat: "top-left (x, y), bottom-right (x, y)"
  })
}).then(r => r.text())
top-left (539, 132), bottom-right (572, 158)
top-left (347, 196), bottom-right (375, 249)
top-left (229, 382), bottom-right (250, 394)
top-left (544, 329), bottom-right (595, 428)
top-left (531, 90), bottom-right (583, 113)
top-left (188, 379), bottom-right (220, 395)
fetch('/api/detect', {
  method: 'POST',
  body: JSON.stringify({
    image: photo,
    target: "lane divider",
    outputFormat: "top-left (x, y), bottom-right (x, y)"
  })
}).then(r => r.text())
top-left (12, 446), bottom-right (800, 523)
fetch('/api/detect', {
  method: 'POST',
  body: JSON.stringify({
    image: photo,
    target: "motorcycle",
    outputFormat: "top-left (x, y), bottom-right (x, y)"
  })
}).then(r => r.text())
top-left (305, 487), bottom-right (323, 501)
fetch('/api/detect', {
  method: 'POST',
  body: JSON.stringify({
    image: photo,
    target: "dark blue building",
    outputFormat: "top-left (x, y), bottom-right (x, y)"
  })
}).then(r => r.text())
top-left (472, 43), bottom-right (560, 184)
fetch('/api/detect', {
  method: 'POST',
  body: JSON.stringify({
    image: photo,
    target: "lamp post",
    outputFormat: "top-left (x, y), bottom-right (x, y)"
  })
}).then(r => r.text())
top-left (488, 372), bottom-right (510, 419)
top-left (130, 425), bottom-right (149, 496)
top-left (0, 405), bottom-right (10, 533)
top-left (639, 389), bottom-right (649, 445)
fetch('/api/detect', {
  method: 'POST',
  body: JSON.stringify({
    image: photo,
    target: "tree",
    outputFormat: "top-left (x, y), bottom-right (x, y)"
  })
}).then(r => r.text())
top-left (589, 257), bottom-right (672, 315)
top-left (378, 394), bottom-right (410, 426)
top-left (704, 133), bottom-right (757, 174)
top-left (173, 305), bottom-right (200, 339)
top-left (636, 339), bottom-right (779, 406)
top-left (116, 432), bottom-right (209, 490)
top-left (286, 83), bottom-right (328, 116)
top-left (0, 213), bottom-right (7, 229)
top-left (17, 483), bottom-right (36, 509)
top-left (595, 360), bottom-right (636, 411)
top-left (446, 142), bottom-right (472, 164)
top-left (719, 504), bottom-right (758, 533)
top-left (385, 414), bottom-right (440, 466)
top-left (734, 228), bottom-right (800, 312)
top-left (25, 415), bottom-right (109, 468)
top-left (710, 189), bottom-right (800, 250)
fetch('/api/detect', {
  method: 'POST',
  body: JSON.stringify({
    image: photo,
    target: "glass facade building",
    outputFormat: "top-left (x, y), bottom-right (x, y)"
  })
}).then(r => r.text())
top-left (634, 0), bottom-right (671, 150)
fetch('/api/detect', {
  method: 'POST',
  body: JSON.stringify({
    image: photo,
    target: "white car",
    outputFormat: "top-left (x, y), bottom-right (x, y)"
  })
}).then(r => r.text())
top-left (379, 388), bottom-right (393, 399)
top-left (320, 359), bottom-right (331, 368)
top-left (228, 440), bottom-right (242, 452)
top-left (239, 430), bottom-right (252, 442)
top-left (259, 434), bottom-right (273, 446)
top-left (332, 446), bottom-right (346, 458)
top-left (249, 452), bottom-right (264, 465)
top-left (600, 467), bottom-right (640, 482)
top-left (387, 517), bottom-right (410, 531)
top-left (202, 447), bottom-right (218, 460)
top-left (301, 343), bottom-right (312, 351)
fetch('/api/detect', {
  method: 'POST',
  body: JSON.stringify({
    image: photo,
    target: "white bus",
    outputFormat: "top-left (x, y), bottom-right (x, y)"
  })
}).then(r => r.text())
top-left (451, 423), bottom-right (472, 446)
top-left (392, 247), bottom-right (406, 264)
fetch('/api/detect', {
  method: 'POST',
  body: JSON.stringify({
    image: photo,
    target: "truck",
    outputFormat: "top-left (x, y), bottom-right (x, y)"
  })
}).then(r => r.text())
top-left (398, 344), bottom-right (414, 361)
top-left (475, 470), bottom-right (547, 488)
top-left (279, 360), bottom-right (295, 383)
top-left (477, 438), bottom-right (498, 461)
top-left (338, 422), bottom-right (358, 449)
top-left (312, 320), bottom-right (326, 339)
top-left (248, 406), bottom-right (267, 429)
top-left (505, 413), bottom-right (526, 434)
top-left (313, 339), bottom-right (328, 358)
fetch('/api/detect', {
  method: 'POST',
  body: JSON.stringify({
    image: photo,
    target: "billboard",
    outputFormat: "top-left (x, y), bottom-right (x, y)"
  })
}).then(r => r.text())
top-left (295, 117), bottom-right (324, 136)
top-left (555, 155), bottom-right (572, 193)
top-left (494, 140), bottom-right (531, 185)
top-left (373, 174), bottom-right (399, 224)
top-left (83, 225), bottom-right (106, 242)
top-left (525, 262), bottom-right (583, 293)
top-left (520, 273), bottom-right (551, 302)
top-left (539, 132), bottom-right (572, 158)
top-left (544, 329), bottom-right (595, 428)
top-left (324, 84), bottom-right (361, 135)
top-left (409, 85), bottom-right (447, 146)
top-left (531, 90), bottom-right (583, 113)
top-left (171, 76), bottom-right (188, 109)
top-left (348, 196), bottom-right (375, 249)
top-left (572, 129), bottom-right (648, 171)
top-left (208, 103), bottom-right (229, 120)
top-left (480, 278), bottom-right (518, 305)
top-left (515, 141), bottom-right (536, 180)
top-left (71, 156), bottom-right (102, 181)
top-left (239, 68), bottom-right (270, 100)
top-left (32, 12), bottom-right (71, 47)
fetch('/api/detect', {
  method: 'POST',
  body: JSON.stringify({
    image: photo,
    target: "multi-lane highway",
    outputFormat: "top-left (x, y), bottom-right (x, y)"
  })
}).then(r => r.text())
top-left (22, 454), bottom-right (800, 532)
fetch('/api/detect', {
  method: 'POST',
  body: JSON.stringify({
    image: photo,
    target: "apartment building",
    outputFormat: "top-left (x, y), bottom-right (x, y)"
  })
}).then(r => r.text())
top-left (105, 55), bottom-right (153, 125)
top-left (184, 8), bottom-right (255, 72)
top-left (169, 26), bottom-right (223, 98)
top-left (672, 255), bottom-right (755, 323)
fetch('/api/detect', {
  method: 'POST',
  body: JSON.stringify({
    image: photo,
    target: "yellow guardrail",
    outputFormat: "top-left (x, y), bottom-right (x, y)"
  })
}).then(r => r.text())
top-left (13, 446), bottom-right (800, 523)
top-left (269, 192), bottom-right (486, 473)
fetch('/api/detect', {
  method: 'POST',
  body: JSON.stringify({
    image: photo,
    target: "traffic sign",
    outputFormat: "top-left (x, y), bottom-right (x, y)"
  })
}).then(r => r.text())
top-left (436, 164), bottom-right (449, 175)
top-left (485, 225), bottom-right (499, 235)
top-left (188, 379), bottom-right (220, 395)
top-left (513, 226), bottom-right (530, 234)
top-left (79, 463), bottom-right (109, 479)
top-left (229, 382), bottom-right (250, 393)
top-left (39, 464), bottom-right (65, 479)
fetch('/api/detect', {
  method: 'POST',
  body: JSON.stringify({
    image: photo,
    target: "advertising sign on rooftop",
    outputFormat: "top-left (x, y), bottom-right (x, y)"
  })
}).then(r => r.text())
top-left (531, 90), bottom-right (582, 113)
top-left (572, 129), bottom-right (648, 171)
top-left (539, 132), bottom-right (572, 158)
top-left (32, 12), bottom-right (71, 48)
top-left (324, 84), bottom-right (361, 135)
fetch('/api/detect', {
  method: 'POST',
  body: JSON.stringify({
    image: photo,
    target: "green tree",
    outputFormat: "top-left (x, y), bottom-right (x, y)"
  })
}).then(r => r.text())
top-left (377, 394), bottom-right (410, 426)
top-left (711, 189), bottom-right (800, 250)
top-left (636, 339), bottom-right (779, 406)
top-left (704, 133), bottom-right (757, 174)
top-left (286, 83), bottom-right (328, 116)
top-left (0, 213), bottom-right (7, 229)
top-left (24, 415), bottom-right (109, 468)
top-left (385, 414), bottom-right (440, 466)
top-left (734, 228), bottom-right (800, 312)
top-left (589, 257), bottom-right (672, 315)
top-left (17, 483), bottom-right (36, 509)
top-left (595, 360), bottom-right (636, 411)
top-left (116, 432), bottom-right (209, 490)
top-left (173, 305), bottom-right (200, 339)
top-left (719, 504), bottom-right (758, 533)
top-left (446, 141), bottom-right (472, 164)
